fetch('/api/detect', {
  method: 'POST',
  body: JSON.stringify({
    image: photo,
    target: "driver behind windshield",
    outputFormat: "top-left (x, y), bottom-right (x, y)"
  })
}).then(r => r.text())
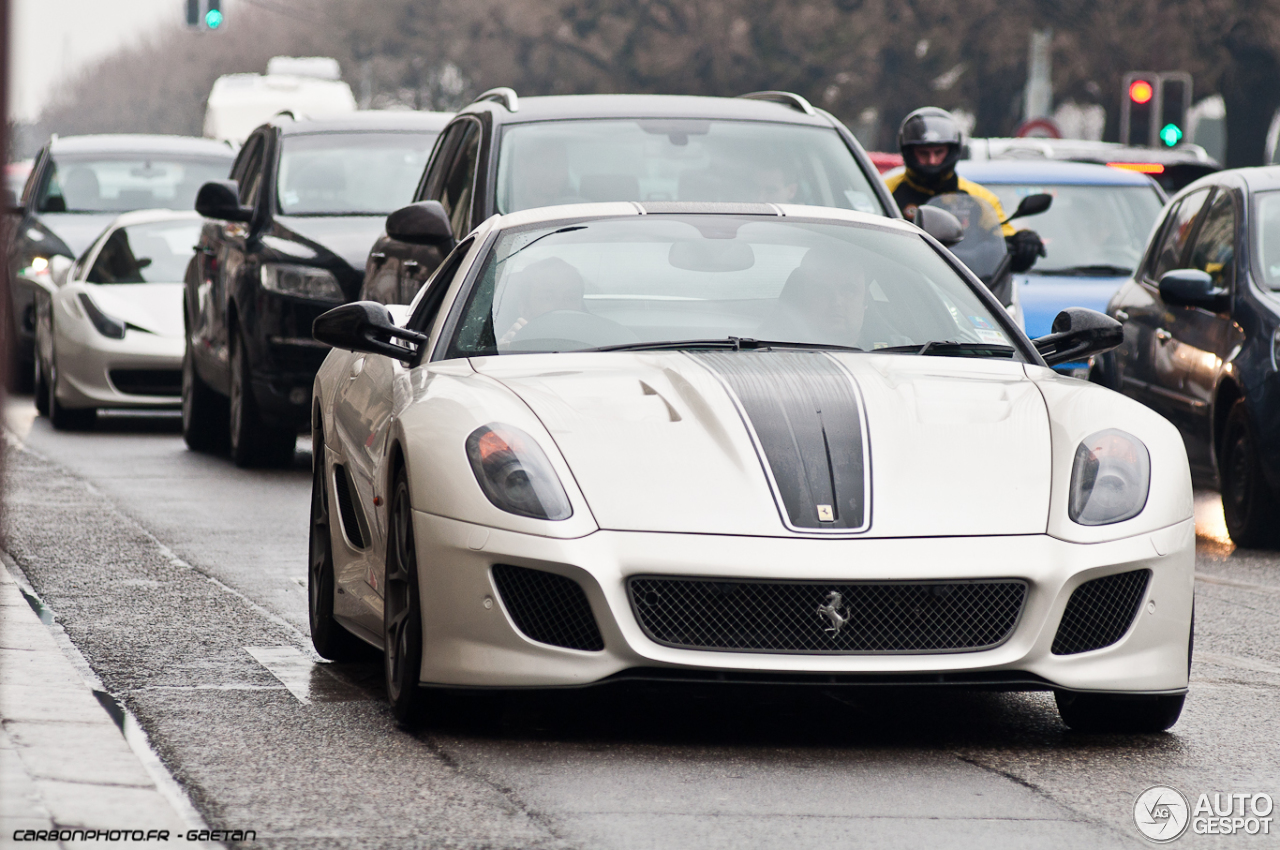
top-left (496, 257), bottom-right (587, 348)
top-left (885, 107), bottom-right (1045, 273)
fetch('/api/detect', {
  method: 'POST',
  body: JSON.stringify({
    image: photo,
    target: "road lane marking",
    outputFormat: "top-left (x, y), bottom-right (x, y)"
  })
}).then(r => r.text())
top-left (1195, 572), bottom-right (1280, 596)
top-left (245, 646), bottom-right (372, 704)
top-left (1196, 651), bottom-right (1280, 677)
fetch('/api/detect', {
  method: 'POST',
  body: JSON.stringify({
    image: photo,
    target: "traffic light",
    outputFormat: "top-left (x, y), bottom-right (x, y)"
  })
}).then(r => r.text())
top-left (1121, 73), bottom-right (1156, 147)
top-left (1121, 71), bottom-right (1192, 147)
top-left (185, 0), bottom-right (224, 31)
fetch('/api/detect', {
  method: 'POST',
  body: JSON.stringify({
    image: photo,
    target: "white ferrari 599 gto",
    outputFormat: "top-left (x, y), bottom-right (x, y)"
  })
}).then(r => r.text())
top-left (310, 201), bottom-right (1194, 733)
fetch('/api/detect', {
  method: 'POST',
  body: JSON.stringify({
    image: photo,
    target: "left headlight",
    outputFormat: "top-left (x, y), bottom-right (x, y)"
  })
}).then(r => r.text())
top-left (77, 293), bottom-right (126, 339)
top-left (260, 263), bottom-right (344, 302)
top-left (466, 424), bottom-right (572, 521)
top-left (1069, 429), bottom-right (1150, 526)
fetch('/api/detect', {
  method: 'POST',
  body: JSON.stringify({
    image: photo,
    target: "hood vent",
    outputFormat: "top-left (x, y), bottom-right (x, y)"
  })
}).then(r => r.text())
top-left (693, 351), bottom-right (868, 531)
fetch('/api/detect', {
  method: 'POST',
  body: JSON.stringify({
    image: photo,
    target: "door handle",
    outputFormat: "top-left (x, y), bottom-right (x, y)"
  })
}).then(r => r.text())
top-left (1155, 328), bottom-right (1172, 342)
top-left (369, 251), bottom-right (387, 263)
top-left (402, 260), bottom-right (420, 270)
top-left (1114, 310), bottom-right (1129, 322)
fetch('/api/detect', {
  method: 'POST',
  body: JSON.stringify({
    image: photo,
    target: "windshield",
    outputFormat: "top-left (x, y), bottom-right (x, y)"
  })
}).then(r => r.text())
top-left (445, 216), bottom-right (1017, 358)
top-left (1254, 192), bottom-right (1280, 291)
top-left (37, 155), bottom-right (232, 214)
top-left (84, 220), bottom-right (201, 284)
top-left (495, 120), bottom-right (884, 216)
top-left (276, 132), bottom-right (438, 215)
top-left (985, 183), bottom-right (1162, 275)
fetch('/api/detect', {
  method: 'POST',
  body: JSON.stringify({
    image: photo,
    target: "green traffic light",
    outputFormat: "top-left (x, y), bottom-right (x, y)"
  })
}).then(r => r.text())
top-left (205, 8), bottom-right (223, 28)
top-left (1160, 123), bottom-right (1183, 147)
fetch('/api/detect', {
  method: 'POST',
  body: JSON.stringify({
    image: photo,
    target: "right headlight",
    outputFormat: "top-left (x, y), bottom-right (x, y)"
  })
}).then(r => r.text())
top-left (466, 424), bottom-right (572, 521)
top-left (1068, 429), bottom-right (1150, 526)
top-left (260, 263), bottom-right (343, 302)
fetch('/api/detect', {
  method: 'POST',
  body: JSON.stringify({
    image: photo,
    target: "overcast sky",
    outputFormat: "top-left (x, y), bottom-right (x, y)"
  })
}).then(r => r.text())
top-left (9, 0), bottom-right (243, 122)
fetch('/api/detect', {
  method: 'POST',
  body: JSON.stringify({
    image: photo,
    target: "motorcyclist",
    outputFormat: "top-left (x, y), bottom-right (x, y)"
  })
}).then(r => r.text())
top-left (885, 107), bottom-right (1045, 273)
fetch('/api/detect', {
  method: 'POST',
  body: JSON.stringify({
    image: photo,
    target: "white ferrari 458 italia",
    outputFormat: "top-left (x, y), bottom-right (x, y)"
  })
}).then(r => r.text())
top-left (310, 201), bottom-right (1194, 733)
top-left (34, 209), bottom-right (198, 428)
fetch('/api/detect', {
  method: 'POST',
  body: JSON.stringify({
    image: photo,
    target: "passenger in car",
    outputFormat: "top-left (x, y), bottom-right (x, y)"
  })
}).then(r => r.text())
top-left (758, 248), bottom-right (869, 346)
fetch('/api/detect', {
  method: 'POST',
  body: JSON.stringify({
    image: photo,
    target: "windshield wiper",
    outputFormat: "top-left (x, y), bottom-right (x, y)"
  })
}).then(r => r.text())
top-left (494, 226), bottom-right (588, 266)
top-left (875, 341), bottom-right (1016, 358)
top-left (588, 337), bottom-right (863, 353)
top-left (1034, 264), bottom-right (1133, 277)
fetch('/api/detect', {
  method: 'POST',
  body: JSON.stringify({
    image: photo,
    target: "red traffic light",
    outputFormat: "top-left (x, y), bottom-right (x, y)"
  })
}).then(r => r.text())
top-left (1129, 80), bottom-right (1154, 104)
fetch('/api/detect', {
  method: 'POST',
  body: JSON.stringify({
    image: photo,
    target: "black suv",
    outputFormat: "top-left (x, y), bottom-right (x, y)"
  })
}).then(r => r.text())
top-left (359, 89), bottom-right (897, 305)
top-left (1096, 166), bottom-right (1280, 547)
top-left (8, 134), bottom-right (234, 386)
top-left (184, 111), bottom-right (449, 466)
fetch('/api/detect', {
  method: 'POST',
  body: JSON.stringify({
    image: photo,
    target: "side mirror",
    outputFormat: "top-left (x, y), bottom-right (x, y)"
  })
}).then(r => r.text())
top-left (1158, 268), bottom-right (1229, 312)
top-left (313, 301), bottom-right (428, 364)
top-left (1006, 192), bottom-right (1052, 223)
top-left (1033, 307), bottom-right (1123, 367)
top-left (912, 206), bottom-right (964, 247)
top-left (48, 254), bottom-right (74, 287)
top-left (195, 180), bottom-right (252, 223)
top-left (386, 201), bottom-right (454, 246)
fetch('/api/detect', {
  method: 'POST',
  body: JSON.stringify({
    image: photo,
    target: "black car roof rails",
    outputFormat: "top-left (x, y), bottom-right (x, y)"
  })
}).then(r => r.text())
top-left (473, 87), bottom-right (519, 113)
top-left (737, 91), bottom-right (816, 117)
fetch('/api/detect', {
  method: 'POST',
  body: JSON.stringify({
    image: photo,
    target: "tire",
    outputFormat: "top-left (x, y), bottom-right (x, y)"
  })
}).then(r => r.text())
top-left (33, 352), bottom-right (49, 417)
top-left (1055, 690), bottom-right (1185, 733)
top-left (182, 340), bottom-right (229, 453)
top-left (309, 433), bottom-right (368, 661)
top-left (384, 466), bottom-right (428, 726)
top-left (47, 350), bottom-right (95, 430)
top-left (228, 332), bottom-right (295, 468)
top-left (1218, 399), bottom-right (1280, 548)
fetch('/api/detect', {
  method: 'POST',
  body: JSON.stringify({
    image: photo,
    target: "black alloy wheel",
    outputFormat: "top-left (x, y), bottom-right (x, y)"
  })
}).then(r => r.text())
top-left (384, 466), bottom-right (428, 726)
top-left (33, 350), bottom-right (49, 417)
top-left (1219, 399), bottom-right (1280, 548)
top-left (1055, 690), bottom-right (1185, 733)
top-left (309, 432), bottom-right (368, 660)
top-left (228, 331), bottom-right (295, 468)
top-left (182, 338), bottom-right (229, 452)
top-left (46, 346), bottom-right (95, 430)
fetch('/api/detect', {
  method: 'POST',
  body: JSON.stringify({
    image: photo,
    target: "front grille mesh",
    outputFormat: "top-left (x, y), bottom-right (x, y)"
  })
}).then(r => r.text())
top-left (108, 369), bottom-right (181, 396)
top-left (492, 565), bottom-right (604, 651)
top-left (629, 577), bottom-right (1026, 653)
top-left (1052, 569), bottom-right (1151, 655)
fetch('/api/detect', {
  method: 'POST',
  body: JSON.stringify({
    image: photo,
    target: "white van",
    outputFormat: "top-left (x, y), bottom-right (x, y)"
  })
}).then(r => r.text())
top-left (204, 57), bottom-right (357, 145)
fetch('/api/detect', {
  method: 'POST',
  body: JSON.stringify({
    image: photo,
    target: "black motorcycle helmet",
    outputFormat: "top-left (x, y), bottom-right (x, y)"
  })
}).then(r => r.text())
top-left (898, 107), bottom-right (963, 184)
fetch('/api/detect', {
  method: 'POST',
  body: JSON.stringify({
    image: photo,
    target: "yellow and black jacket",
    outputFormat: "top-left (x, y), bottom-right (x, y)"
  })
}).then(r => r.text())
top-left (885, 169), bottom-right (1015, 237)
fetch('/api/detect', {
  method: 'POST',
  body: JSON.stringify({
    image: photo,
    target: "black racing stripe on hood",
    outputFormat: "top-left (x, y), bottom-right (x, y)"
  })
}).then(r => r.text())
top-left (693, 351), bottom-right (867, 531)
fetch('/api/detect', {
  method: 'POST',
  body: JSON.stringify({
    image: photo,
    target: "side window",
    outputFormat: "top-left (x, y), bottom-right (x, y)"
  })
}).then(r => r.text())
top-left (409, 237), bottom-right (474, 339)
top-left (419, 123), bottom-right (467, 202)
top-left (438, 122), bottom-right (481, 237)
top-left (1149, 188), bottom-right (1211, 281)
top-left (1186, 191), bottom-right (1236, 291)
top-left (235, 135), bottom-right (266, 208)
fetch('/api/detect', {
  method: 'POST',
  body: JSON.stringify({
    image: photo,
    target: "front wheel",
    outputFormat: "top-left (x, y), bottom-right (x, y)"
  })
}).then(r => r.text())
top-left (182, 340), bottom-right (229, 453)
top-left (309, 434), bottom-right (368, 661)
top-left (1055, 691), bottom-right (1185, 733)
top-left (229, 332), bottom-right (295, 468)
top-left (1219, 399), bottom-right (1279, 548)
top-left (384, 466), bottom-right (428, 727)
top-left (47, 351), bottom-right (95, 430)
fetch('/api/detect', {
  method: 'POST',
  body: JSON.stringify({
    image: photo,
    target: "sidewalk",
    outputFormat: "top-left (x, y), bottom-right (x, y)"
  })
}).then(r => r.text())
top-left (0, 557), bottom-right (194, 843)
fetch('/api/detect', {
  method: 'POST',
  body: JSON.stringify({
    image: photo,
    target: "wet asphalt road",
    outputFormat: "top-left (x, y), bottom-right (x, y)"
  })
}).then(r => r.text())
top-left (4, 396), bottom-right (1280, 849)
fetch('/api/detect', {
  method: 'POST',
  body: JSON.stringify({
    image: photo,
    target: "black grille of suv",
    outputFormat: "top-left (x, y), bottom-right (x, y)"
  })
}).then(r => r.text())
top-left (628, 577), bottom-right (1026, 653)
top-left (108, 369), bottom-right (181, 396)
top-left (491, 565), bottom-right (605, 651)
top-left (1051, 569), bottom-right (1151, 655)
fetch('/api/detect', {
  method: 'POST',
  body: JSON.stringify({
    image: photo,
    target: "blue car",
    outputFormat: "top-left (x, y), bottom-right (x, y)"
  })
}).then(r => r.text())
top-left (956, 160), bottom-right (1166, 376)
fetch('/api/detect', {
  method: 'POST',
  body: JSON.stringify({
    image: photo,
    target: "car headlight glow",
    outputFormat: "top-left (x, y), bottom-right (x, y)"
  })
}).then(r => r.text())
top-left (260, 263), bottom-right (343, 302)
top-left (466, 424), bottom-right (572, 520)
top-left (77, 293), bottom-right (126, 339)
top-left (1068, 429), bottom-right (1150, 526)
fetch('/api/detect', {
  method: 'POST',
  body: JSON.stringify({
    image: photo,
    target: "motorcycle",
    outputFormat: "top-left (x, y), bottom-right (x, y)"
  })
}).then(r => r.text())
top-left (916, 192), bottom-right (1052, 326)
